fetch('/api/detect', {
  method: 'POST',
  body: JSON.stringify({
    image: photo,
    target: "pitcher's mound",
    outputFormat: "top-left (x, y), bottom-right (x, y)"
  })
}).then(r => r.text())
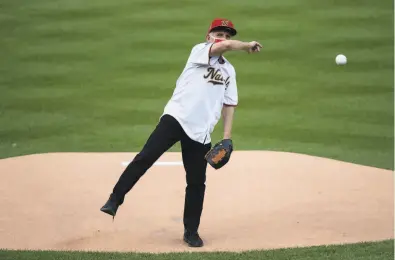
top-left (0, 151), bottom-right (393, 253)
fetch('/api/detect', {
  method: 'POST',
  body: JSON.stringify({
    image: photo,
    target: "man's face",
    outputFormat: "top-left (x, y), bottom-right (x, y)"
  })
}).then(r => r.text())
top-left (207, 30), bottom-right (232, 43)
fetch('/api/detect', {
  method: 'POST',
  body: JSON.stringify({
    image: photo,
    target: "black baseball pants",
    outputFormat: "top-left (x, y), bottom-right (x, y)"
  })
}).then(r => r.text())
top-left (112, 114), bottom-right (211, 233)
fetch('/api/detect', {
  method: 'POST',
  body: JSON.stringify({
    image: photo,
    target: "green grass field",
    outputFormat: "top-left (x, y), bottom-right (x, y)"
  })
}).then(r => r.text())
top-left (0, 0), bottom-right (393, 259)
top-left (1, 240), bottom-right (394, 260)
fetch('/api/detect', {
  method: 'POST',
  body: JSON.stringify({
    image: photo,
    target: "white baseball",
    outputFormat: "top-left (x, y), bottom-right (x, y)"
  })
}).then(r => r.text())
top-left (336, 54), bottom-right (347, 65)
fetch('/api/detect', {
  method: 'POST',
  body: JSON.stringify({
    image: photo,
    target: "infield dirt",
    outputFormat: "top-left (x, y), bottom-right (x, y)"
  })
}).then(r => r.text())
top-left (0, 151), bottom-right (393, 253)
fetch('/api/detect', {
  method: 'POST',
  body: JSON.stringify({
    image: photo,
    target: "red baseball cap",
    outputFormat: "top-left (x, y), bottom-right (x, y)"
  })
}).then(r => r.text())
top-left (207, 18), bottom-right (237, 36)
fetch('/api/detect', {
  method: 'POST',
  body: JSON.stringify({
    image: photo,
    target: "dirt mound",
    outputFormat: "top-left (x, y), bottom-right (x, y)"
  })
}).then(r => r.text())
top-left (0, 151), bottom-right (393, 253)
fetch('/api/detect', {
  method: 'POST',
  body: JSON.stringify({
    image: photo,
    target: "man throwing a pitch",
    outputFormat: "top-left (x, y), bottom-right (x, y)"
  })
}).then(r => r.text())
top-left (100, 18), bottom-right (262, 247)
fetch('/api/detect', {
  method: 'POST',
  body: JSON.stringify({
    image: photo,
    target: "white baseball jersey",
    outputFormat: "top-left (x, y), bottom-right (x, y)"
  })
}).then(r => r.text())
top-left (162, 42), bottom-right (238, 144)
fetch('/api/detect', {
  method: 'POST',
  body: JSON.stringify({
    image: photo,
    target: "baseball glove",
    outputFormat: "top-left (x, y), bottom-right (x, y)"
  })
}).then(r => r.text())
top-left (205, 139), bottom-right (233, 169)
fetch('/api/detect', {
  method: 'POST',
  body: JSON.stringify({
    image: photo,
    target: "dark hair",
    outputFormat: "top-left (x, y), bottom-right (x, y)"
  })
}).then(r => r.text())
top-left (210, 26), bottom-right (236, 36)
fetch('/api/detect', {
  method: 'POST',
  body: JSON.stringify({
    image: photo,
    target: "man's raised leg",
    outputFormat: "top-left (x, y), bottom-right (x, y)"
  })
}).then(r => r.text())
top-left (100, 114), bottom-right (184, 217)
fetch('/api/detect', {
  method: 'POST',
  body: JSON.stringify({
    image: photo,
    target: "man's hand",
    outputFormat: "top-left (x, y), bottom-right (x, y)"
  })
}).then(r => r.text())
top-left (245, 41), bottom-right (262, 53)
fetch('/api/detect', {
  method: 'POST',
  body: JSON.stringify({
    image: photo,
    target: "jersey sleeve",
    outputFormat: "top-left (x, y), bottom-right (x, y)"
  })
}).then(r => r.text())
top-left (224, 68), bottom-right (238, 106)
top-left (187, 43), bottom-right (214, 66)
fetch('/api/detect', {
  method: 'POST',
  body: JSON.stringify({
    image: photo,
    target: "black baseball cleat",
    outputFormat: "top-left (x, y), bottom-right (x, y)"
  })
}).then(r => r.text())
top-left (183, 230), bottom-right (204, 247)
top-left (100, 193), bottom-right (120, 218)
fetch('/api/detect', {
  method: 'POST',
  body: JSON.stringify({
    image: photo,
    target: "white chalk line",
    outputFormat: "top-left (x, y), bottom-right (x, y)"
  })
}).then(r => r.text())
top-left (121, 161), bottom-right (183, 167)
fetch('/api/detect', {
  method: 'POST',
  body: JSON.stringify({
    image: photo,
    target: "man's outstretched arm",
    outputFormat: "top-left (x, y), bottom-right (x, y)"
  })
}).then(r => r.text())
top-left (210, 40), bottom-right (262, 57)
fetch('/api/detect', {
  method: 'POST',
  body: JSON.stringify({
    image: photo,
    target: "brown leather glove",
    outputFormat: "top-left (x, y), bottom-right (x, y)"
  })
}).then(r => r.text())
top-left (205, 139), bottom-right (233, 169)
